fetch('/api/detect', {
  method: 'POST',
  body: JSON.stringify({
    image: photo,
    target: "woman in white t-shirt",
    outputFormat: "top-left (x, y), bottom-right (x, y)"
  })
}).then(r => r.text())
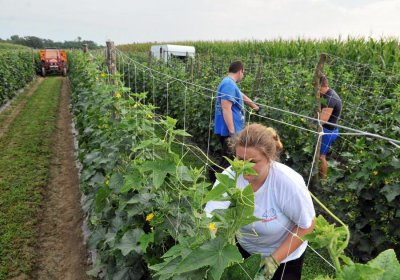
top-left (205, 123), bottom-right (315, 280)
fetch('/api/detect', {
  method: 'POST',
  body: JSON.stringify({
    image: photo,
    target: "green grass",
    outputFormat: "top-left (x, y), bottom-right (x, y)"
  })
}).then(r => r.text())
top-left (0, 77), bottom-right (61, 279)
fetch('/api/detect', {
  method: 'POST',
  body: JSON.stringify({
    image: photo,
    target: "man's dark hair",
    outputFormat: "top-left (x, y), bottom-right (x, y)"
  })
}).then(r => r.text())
top-left (229, 61), bottom-right (244, 73)
top-left (320, 75), bottom-right (329, 87)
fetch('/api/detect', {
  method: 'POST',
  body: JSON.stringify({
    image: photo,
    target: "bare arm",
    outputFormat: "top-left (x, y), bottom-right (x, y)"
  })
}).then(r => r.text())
top-left (320, 107), bottom-right (333, 123)
top-left (241, 92), bottom-right (259, 111)
top-left (271, 219), bottom-right (315, 263)
top-left (221, 99), bottom-right (235, 134)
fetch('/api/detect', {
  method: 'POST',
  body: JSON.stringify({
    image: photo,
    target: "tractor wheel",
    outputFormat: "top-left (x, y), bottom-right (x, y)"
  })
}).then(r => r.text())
top-left (41, 67), bottom-right (46, 77)
top-left (62, 67), bottom-right (67, 77)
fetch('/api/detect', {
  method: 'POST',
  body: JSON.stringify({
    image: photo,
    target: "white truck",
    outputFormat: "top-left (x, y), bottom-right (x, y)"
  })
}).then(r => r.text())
top-left (150, 44), bottom-right (195, 62)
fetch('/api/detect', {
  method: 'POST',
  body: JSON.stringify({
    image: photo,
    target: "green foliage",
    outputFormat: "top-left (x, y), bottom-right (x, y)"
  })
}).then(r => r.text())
top-left (121, 39), bottom-right (400, 261)
top-left (0, 50), bottom-right (36, 106)
top-left (70, 52), bottom-right (264, 279)
top-left (306, 216), bottom-right (400, 279)
top-left (71, 39), bottom-right (400, 279)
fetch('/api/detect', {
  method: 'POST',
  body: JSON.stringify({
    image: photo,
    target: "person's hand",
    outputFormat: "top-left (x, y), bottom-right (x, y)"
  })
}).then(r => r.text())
top-left (260, 255), bottom-right (279, 279)
top-left (227, 132), bottom-right (236, 145)
top-left (255, 106), bottom-right (264, 116)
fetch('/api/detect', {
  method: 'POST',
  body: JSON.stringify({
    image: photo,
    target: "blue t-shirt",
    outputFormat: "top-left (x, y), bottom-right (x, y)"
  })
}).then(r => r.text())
top-left (214, 77), bottom-right (244, 136)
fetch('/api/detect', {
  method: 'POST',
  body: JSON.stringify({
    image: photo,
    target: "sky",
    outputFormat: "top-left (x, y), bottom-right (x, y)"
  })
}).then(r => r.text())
top-left (0, 0), bottom-right (399, 45)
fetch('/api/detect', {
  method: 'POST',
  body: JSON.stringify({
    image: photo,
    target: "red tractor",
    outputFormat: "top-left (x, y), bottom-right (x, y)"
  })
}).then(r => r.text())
top-left (39, 48), bottom-right (67, 76)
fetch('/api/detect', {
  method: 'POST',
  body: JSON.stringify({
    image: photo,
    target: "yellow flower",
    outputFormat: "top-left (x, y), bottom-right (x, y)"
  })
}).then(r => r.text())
top-left (208, 223), bottom-right (217, 232)
top-left (105, 180), bottom-right (109, 185)
top-left (100, 73), bottom-right (107, 78)
top-left (115, 92), bottom-right (122, 99)
top-left (146, 213), bottom-right (154, 222)
top-left (372, 171), bottom-right (378, 176)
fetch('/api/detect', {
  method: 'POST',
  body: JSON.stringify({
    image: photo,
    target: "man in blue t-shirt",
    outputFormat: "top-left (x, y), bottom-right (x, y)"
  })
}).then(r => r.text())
top-left (319, 76), bottom-right (342, 179)
top-left (214, 61), bottom-right (259, 169)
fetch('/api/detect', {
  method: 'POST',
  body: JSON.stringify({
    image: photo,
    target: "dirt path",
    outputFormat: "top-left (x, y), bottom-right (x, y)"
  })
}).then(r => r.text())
top-left (31, 78), bottom-right (92, 280)
top-left (0, 77), bottom-right (43, 139)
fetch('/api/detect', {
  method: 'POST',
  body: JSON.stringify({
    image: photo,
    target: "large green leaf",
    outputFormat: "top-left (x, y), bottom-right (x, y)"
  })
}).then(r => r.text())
top-left (95, 185), bottom-right (111, 212)
top-left (367, 249), bottom-right (400, 280)
top-left (337, 263), bottom-right (383, 280)
top-left (121, 168), bottom-right (143, 193)
top-left (141, 158), bottom-right (177, 188)
top-left (380, 184), bottom-right (400, 203)
top-left (115, 229), bottom-right (144, 256)
top-left (109, 172), bottom-right (124, 190)
top-left (174, 237), bottom-right (242, 279)
top-left (221, 253), bottom-right (261, 280)
top-left (139, 232), bottom-right (154, 253)
top-left (203, 182), bottom-right (229, 203)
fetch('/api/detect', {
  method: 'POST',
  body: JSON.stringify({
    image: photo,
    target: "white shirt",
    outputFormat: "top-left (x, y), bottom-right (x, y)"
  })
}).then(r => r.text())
top-left (204, 161), bottom-right (315, 263)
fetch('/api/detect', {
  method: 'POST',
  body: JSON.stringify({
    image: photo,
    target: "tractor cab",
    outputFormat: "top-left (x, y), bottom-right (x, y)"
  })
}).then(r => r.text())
top-left (39, 48), bottom-right (67, 76)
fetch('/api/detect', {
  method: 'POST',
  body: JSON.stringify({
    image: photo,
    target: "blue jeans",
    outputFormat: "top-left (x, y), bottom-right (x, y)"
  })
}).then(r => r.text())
top-left (320, 127), bottom-right (339, 155)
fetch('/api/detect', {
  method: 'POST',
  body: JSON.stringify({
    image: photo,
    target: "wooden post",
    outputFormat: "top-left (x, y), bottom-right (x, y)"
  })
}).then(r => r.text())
top-left (312, 53), bottom-right (327, 185)
top-left (190, 57), bottom-right (194, 80)
top-left (148, 50), bottom-right (152, 68)
top-left (82, 44), bottom-right (88, 53)
top-left (106, 41), bottom-right (116, 76)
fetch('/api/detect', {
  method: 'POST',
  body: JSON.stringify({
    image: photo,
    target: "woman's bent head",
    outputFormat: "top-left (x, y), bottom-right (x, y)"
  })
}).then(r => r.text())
top-left (234, 123), bottom-right (283, 161)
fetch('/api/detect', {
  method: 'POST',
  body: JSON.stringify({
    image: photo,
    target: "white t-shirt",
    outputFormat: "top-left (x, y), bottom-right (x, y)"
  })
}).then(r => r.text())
top-left (204, 161), bottom-right (315, 263)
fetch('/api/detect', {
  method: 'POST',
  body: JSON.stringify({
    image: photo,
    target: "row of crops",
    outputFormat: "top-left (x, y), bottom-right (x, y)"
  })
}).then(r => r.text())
top-left (0, 48), bottom-right (36, 106)
top-left (68, 38), bottom-right (400, 279)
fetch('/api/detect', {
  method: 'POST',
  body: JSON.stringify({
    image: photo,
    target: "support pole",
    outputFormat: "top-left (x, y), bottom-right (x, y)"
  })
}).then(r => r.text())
top-left (106, 41), bottom-right (116, 77)
top-left (312, 53), bottom-right (327, 185)
top-left (82, 43), bottom-right (88, 53)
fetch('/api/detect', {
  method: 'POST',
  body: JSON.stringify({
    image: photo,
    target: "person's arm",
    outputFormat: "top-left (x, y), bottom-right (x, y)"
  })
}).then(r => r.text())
top-left (320, 107), bottom-right (333, 123)
top-left (271, 220), bottom-right (315, 263)
top-left (241, 92), bottom-right (260, 111)
top-left (221, 99), bottom-right (235, 134)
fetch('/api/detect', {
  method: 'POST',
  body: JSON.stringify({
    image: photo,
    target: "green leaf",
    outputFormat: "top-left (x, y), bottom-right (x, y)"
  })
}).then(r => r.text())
top-left (174, 129), bottom-right (192, 137)
top-left (141, 158), bottom-right (177, 188)
top-left (367, 249), bottom-right (400, 280)
top-left (95, 186), bottom-right (111, 212)
top-left (337, 263), bottom-right (384, 280)
top-left (139, 232), bottom-right (154, 253)
top-left (177, 166), bottom-right (193, 182)
top-left (390, 157), bottom-right (400, 168)
top-left (230, 185), bottom-right (260, 229)
top-left (380, 184), bottom-right (400, 203)
top-left (174, 237), bottom-right (242, 279)
top-left (221, 253), bottom-right (261, 280)
top-left (121, 169), bottom-right (143, 193)
top-left (115, 229), bottom-right (144, 256)
top-left (203, 183), bottom-right (229, 203)
top-left (109, 173), bottom-right (124, 190)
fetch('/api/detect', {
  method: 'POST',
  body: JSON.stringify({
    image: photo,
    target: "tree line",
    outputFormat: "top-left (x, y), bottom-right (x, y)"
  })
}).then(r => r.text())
top-left (0, 35), bottom-right (103, 49)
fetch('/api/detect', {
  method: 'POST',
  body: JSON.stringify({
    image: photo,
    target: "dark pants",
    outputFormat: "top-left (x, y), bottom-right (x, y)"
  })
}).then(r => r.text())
top-left (208, 135), bottom-right (233, 183)
top-left (237, 241), bottom-right (306, 280)
top-left (219, 135), bottom-right (232, 168)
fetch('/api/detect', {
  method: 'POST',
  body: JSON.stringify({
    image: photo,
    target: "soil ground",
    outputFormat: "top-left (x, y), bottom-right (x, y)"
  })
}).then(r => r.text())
top-left (31, 78), bottom-right (92, 280)
top-left (0, 77), bottom-right (92, 280)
